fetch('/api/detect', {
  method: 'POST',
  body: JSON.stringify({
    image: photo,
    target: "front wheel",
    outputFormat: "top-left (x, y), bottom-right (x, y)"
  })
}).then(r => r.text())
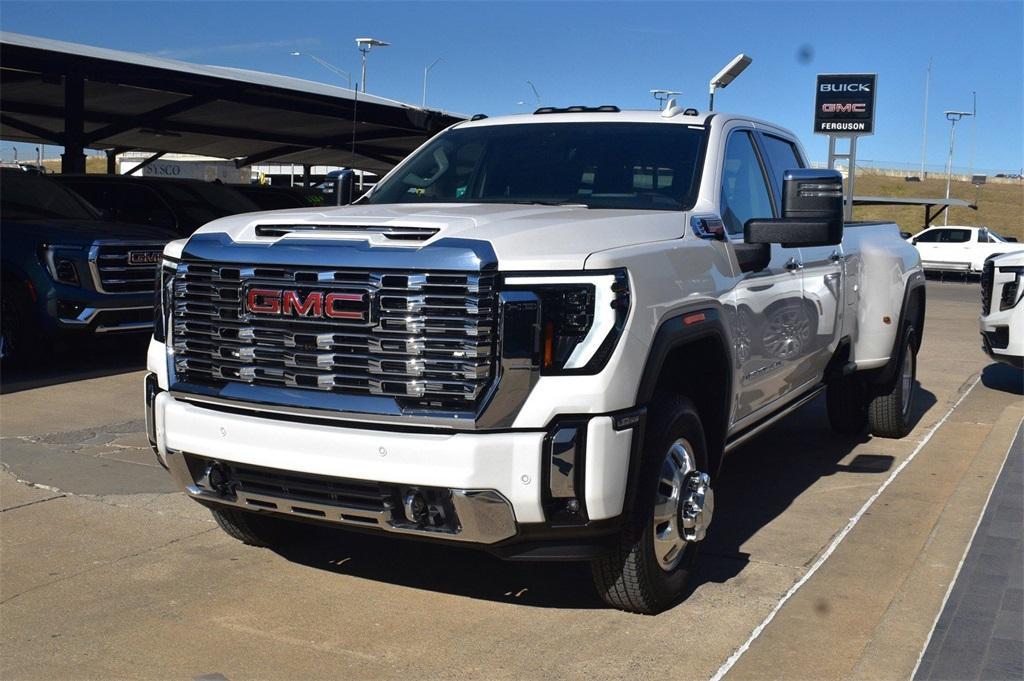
top-left (591, 394), bottom-right (714, 614)
top-left (868, 327), bottom-right (918, 438)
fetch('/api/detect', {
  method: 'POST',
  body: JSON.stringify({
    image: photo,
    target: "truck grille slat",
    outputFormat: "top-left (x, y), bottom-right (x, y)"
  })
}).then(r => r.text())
top-left (172, 261), bottom-right (497, 408)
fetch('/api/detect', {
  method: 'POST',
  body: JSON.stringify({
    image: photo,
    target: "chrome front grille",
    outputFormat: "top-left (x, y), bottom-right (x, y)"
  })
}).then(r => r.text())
top-left (170, 261), bottom-right (497, 408)
top-left (981, 259), bottom-right (994, 315)
top-left (89, 241), bottom-right (164, 294)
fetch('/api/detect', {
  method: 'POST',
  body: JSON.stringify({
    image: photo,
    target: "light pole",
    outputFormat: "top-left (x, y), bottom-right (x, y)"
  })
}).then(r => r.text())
top-left (919, 57), bottom-right (932, 179)
top-left (355, 37), bottom-right (390, 93)
top-left (651, 89), bottom-right (682, 110)
top-left (708, 54), bottom-right (752, 111)
top-left (526, 80), bottom-right (541, 107)
top-left (943, 108), bottom-right (974, 225)
top-left (422, 57), bottom-right (442, 108)
top-left (289, 52), bottom-right (352, 88)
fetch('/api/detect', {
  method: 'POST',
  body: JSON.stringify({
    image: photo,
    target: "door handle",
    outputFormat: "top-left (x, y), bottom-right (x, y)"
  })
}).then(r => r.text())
top-left (785, 257), bottom-right (804, 271)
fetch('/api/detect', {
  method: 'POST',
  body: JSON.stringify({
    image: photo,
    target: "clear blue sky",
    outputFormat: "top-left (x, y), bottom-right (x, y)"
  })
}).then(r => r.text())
top-left (2, 1), bottom-right (1021, 173)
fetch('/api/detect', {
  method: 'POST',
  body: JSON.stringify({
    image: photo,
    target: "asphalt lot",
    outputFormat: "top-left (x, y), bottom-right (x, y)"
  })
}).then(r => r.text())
top-left (1, 280), bottom-right (1021, 681)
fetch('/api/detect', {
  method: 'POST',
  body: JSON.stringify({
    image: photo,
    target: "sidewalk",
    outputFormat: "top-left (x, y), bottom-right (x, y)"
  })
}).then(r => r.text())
top-left (914, 425), bottom-right (1023, 681)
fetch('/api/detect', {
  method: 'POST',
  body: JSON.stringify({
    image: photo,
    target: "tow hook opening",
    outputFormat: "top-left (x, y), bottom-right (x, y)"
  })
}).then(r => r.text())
top-left (203, 461), bottom-right (236, 498)
top-left (398, 487), bottom-right (450, 528)
top-left (680, 472), bottom-right (714, 542)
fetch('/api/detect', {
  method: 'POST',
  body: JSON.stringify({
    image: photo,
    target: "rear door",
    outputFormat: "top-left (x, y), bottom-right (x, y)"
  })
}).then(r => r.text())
top-left (756, 131), bottom-right (842, 386)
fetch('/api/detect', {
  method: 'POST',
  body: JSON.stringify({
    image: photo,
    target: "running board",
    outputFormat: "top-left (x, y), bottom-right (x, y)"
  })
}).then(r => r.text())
top-left (724, 385), bottom-right (826, 454)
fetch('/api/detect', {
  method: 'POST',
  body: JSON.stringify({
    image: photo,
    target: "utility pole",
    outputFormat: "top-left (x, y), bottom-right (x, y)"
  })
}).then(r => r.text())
top-left (920, 57), bottom-right (932, 178)
top-left (968, 91), bottom-right (977, 179)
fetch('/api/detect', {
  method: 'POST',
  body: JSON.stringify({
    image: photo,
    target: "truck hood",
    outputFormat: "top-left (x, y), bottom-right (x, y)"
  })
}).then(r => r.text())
top-left (189, 203), bottom-right (689, 270)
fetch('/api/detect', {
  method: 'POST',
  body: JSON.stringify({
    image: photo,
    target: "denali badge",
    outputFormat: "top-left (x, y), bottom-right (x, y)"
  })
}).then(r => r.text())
top-left (127, 250), bottom-right (161, 266)
top-left (244, 288), bottom-right (372, 323)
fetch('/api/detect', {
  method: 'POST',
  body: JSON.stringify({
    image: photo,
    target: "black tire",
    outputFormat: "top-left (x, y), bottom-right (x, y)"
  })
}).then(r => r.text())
top-left (826, 373), bottom-right (868, 434)
top-left (868, 327), bottom-right (918, 438)
top-left (591, 393), bottom-right (709, 614)
top-left (209, 506), bottom-right (295, 548)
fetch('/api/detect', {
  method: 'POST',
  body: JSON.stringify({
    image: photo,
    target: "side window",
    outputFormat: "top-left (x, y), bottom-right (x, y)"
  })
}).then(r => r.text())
top-left (759, 134), bottom-right (806, 210)
top-left (977, 229), bottom-right (990, 243)
top-left (941, 229), bottom-right (971, 243)
top-left (720, 131), bottom-right (775, 236)
top-left (914, 230), bottom-right (942, 243)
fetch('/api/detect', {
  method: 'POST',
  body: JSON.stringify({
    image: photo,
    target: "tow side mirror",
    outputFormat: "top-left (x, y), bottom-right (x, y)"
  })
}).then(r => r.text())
top-left (745, 169), bottom-right (844, 247)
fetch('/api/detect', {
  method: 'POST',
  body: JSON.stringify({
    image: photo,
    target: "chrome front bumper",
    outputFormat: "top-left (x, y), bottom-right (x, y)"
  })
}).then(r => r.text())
top-left (175, 466), bottom-right (519, 545)
top-left (58, 304), bottom-right (153, 333)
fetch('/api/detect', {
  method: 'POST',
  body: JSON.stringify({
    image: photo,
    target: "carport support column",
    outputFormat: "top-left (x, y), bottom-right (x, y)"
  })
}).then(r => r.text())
top-left (303, 164), bottom-right (311, 188)
top-left (61, 73), bottom-right (87, 174)
top-left (106, 150), bottom-right (118, 174)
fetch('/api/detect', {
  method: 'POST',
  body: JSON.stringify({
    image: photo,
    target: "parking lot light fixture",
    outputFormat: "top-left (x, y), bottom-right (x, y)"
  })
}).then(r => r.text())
top-left (289, 51), bottom-right (352, 89)
top-left (356, 38), bottom-right (390, 93)
top-left (422, 57), bottom-right (443, 108)
top-left (943, 109), bottom-right (975, 225)
top-left (708, 53), bottom-right (752, 111)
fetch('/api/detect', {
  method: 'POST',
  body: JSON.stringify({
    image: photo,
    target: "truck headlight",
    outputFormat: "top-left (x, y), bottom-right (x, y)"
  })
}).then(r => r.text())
top-left (153, 258), bottom-right (178, 343)
top-left (998, 266), bottom-right (1024, 311)
top-left (41, 245), bottom-right (83, 287)
top-left (503, 270), bottom-right (630, 374)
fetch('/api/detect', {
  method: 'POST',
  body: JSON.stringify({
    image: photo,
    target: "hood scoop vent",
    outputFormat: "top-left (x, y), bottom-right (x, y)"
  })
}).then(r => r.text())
top-left (254, 224), bottom-right (439, 241)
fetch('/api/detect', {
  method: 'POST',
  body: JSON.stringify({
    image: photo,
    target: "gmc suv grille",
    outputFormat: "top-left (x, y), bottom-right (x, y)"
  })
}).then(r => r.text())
top-left (981, 258), bottom-right (994, 315)
top-left (170, 261), bottom-right (497, 409)
top-left (90, 241), bottom-right (164, 294)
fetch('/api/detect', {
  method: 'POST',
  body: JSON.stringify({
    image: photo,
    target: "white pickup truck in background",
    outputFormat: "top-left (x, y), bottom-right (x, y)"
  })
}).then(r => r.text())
top-left (907, 225), bottom-right (1021, 273)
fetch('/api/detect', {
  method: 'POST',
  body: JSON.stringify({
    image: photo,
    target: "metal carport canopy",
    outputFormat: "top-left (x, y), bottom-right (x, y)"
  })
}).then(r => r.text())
top-left (853, 195), bottom-right (977, 228)
top-left (0, 32), bottom-right (465, 174)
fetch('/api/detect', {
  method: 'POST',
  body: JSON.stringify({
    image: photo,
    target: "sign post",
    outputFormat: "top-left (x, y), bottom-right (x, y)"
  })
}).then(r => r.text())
top-left (814, 73), bottom-right (877, 220)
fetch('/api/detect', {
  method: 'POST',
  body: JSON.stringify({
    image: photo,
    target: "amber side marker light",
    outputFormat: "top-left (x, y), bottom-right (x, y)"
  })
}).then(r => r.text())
top-left (683, 311), bottom-right (706, 326)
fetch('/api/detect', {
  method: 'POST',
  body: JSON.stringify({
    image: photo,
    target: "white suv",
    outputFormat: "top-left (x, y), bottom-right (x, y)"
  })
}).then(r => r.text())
top-left (981, 251), bottom-right (1024, 368)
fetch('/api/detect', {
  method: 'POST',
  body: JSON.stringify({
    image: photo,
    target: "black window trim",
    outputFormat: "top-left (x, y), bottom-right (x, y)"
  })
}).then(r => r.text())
top-left (720, 127), bottom-right (778, 242)
top-left (753, 130), bottom-right (807, 216)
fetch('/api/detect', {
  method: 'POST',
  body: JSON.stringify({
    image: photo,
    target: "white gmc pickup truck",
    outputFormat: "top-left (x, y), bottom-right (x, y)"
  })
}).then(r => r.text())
top-left (145, 106), bottom-right (925, 614)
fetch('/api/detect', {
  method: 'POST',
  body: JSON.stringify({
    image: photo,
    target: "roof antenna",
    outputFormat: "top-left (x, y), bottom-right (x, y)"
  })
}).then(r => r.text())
top-left (651, 89), bottom-right (681, 110)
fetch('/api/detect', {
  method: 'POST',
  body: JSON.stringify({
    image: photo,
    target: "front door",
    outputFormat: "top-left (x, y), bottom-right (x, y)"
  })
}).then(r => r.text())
top-left (720, 129), bottom-right (807, 421)
top-left (756, 132), bottom-right (843, 386)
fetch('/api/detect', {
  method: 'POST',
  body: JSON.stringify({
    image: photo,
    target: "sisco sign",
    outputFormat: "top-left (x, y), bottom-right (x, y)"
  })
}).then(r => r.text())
top-left (814, 74), bottom-right (877, 135)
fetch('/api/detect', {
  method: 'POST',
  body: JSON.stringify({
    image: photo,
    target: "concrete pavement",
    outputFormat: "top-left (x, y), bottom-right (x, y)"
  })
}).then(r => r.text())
top-left (1, 281), bottom-right (1020, 680)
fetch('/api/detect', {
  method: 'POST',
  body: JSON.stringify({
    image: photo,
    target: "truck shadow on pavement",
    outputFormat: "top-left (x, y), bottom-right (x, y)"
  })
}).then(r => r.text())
top-left (0, 335), bottom-right (149, 395)
top-left (271, 385), bottom-right (937, 611)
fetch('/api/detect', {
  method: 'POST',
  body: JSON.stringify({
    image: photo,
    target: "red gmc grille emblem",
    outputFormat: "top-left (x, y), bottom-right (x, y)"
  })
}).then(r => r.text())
top-left (244, 288), bottom-right (372, 323)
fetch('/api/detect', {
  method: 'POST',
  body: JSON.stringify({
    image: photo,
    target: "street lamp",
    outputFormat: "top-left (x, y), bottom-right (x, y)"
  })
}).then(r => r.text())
top-left (355, 37), bottom-right (390, 93)
top-left (289, 52), bottom-right (352, 88)
top-left (943, 108), bottom-right (975, 225)
top-left (422, 57), bottom-right (443, 108)
top-left (708, 53), bottom-right (752, 111)
top-left (651, 89), bottom-right (682, 110)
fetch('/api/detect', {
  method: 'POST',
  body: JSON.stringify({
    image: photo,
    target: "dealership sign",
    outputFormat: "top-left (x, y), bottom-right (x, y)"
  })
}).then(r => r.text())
top-left (814, 73), bottom-right (877, 135)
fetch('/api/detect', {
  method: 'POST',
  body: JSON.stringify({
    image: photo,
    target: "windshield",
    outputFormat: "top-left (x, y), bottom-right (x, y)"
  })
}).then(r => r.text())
top-left (366, 122), bottom-right (706, 211)
top-left (0, 171), bottom-right (100, 221)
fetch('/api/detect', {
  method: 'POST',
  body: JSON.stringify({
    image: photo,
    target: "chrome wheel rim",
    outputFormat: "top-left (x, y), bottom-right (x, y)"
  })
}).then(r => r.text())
top-left (652, 438), bottom-right (695, 571)
top-left (900, 341), bottom-right (914, 415)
